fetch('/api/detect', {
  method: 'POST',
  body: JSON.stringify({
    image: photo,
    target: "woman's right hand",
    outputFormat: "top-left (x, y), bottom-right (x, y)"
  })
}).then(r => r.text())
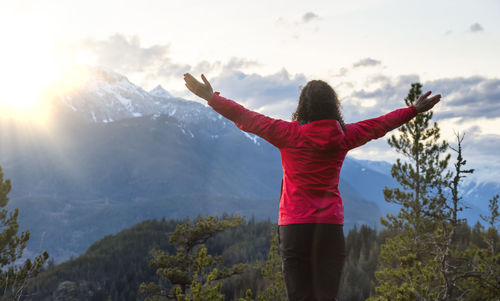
top-left (414, 91), bottom-right (442, 113)
top-left (184, 73), bottom-right (214, 102)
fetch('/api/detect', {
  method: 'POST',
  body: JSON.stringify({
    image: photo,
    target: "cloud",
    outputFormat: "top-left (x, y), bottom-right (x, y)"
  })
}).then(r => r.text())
top-left (274, 13), bottom-right (321, 40)
top-left (353, 58), bottom-right (382, 68)
top-left (190, 60), bottom-right (222, 76)
top-left (224, 57), bottom-right (259, 70)
top-left (426, 77), bottom-right (500, 120)
top-left (349, 128), bottom-right (500, 184)
top-left (190, 57), bottom-right (259, 77)
top-left (342, 74), bottom-right (420, 122)
top-left (332, 67), bottom-right (349, 78)
top-left (469, 22), bottom-right (484, 32)
top-left (461, 131), bottom-right (500, 159)
top-left (210, 68), bottom-right (307, 119)
top-left (343, 74), bottom-right (499, 122)
top-left (81, 34), bottom-right (190, 78)
top-left (79, 34), bottom-right (263, 90)
top-left (445, 128), bottom-right (500, 183)
top-left (302, 12), bottom-right (319, 23)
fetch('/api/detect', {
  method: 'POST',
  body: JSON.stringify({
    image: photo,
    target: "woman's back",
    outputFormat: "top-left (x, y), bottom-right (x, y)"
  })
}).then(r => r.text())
top-left (279, 119), bottom-right (347, 225)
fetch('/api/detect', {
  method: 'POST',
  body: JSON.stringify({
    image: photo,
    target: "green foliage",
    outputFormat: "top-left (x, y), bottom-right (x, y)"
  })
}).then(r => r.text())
top-left (25, 217), bottom-right (274, 301)
top-left (457, 195), bottom-right (500, 299)
top-left (140, 215), bottom-right (247, 300)
top-left (383, 83), bottom-right (451, 226)
top-left (256, 226), bottom-right (286, 301)
top-left (371, 83), bottom-right (452, 300)
top-left (371, 83), bottom-right (500, 300)
top-left (0, 166), bottom-right (49, 300)
top-left (27, 218), bottom-right (179, 300)
top-left (238, 289), bottom-right (253, 301)
top-left (339, 225), bottom-right (379, 300)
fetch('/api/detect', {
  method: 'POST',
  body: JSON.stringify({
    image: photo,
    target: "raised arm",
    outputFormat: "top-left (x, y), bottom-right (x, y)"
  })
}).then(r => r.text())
top-left (344, 91), bottom-right (441, 150)
top-left (184, 73), bottom-right (297, 148)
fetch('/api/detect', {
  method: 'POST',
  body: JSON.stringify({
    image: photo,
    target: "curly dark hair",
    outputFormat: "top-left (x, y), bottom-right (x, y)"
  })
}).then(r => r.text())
top-left (291, 80), bottom-right (345, 130)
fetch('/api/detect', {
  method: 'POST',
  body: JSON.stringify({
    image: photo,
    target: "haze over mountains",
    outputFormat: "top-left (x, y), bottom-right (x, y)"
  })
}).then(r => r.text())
top-left (0, 67), bottom-right (496, 262)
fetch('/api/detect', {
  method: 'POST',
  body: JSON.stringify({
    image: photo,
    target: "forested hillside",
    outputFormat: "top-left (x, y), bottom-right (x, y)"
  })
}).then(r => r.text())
top-left (25, 217), bottom-right (274, 300)
top-left (24, 215), bottom-right (498, 301)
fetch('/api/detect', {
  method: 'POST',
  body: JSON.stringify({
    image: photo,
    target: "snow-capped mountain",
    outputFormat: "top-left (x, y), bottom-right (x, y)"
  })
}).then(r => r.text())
top-left (58, 67), bottom-right (219, 125)
top-left (149, 84), bottom-right (173, 99)
top-left (59, 67), bottom-right (156, 122)
top-left (55, 67), bottom-right (262, 146)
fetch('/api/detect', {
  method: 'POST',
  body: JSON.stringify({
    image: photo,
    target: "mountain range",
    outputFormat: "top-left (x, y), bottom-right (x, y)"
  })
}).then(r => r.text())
top-left (0, 67), bottom-right (496, 262)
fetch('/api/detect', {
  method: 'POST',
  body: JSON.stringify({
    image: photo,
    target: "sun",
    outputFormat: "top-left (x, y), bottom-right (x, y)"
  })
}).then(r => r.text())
top-left (0, 29), bottom-right (56, 122)
top-left (0, 27), bottom-right (94, 124)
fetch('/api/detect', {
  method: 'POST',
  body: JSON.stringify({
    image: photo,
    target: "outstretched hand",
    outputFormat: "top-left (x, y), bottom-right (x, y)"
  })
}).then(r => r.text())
top-left (184, 73), bottom-right (214, 102)
top-left (414, 91), bottom-right (442, 113)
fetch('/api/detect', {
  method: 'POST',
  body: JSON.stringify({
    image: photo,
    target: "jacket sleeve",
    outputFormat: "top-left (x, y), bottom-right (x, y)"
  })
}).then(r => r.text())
top-left (344, 106), bottom-right (418, 150)
top-left (208, 92), bottom-right (297, 148)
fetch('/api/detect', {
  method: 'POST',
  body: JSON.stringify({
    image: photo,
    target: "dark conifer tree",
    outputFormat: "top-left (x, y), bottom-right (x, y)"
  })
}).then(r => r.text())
top-left (0, 166), bottom-right (49, 299)
top-left (140, 215), bottom-right (247, 300)
top-left (370, 83), bottom-right (451, 299)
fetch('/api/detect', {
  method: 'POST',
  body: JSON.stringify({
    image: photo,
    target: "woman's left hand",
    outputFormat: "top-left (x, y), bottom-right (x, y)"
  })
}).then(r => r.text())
top-left (184, 73), bottom-right (214, 102)
top-left (414, 91), bottom-right (442, 113)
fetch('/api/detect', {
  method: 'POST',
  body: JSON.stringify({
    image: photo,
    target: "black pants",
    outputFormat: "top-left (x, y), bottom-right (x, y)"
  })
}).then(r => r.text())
top-left (278, 223), bottom-right (345, 301)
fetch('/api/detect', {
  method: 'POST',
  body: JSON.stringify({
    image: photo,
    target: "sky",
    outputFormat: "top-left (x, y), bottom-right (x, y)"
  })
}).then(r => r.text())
top-left (0, 0), bottom-right (499, 183)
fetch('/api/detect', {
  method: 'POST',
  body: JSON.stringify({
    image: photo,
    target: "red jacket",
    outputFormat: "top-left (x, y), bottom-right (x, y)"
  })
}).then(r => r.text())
top-left (208, 92), bottom-right (418, 225)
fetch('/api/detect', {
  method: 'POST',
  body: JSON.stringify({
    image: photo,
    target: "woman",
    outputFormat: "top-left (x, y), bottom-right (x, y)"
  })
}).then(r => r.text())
top-left (184, 73), bottom-right (441, 301)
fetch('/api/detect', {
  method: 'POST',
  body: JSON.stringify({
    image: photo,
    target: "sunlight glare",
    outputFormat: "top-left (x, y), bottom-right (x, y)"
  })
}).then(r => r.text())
top-left (0, 26), bottom-right (93, 124)
top-left (0, 27), bottom-right (55, 122)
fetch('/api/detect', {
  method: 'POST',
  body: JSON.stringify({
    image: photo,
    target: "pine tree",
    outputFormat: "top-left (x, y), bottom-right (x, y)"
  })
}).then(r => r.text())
top-left (0, 165), bottom-right (49, 299)
top-left (256, 226), bottom-right (286, 301)
top-left (458, 195), bottom-right (500, 298)
top-left (370, 88), bottom-right (500, 300)
top-left (436, 132), bottom-right (474, 300)
top-left (140, 215), bottom-right (247, 300)
top-left (370, 83), bottom-right (451, 300)
top-left (237, 226), bottom-right (286, 301)
top-left (339, 225), bottom-right (379, 300)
